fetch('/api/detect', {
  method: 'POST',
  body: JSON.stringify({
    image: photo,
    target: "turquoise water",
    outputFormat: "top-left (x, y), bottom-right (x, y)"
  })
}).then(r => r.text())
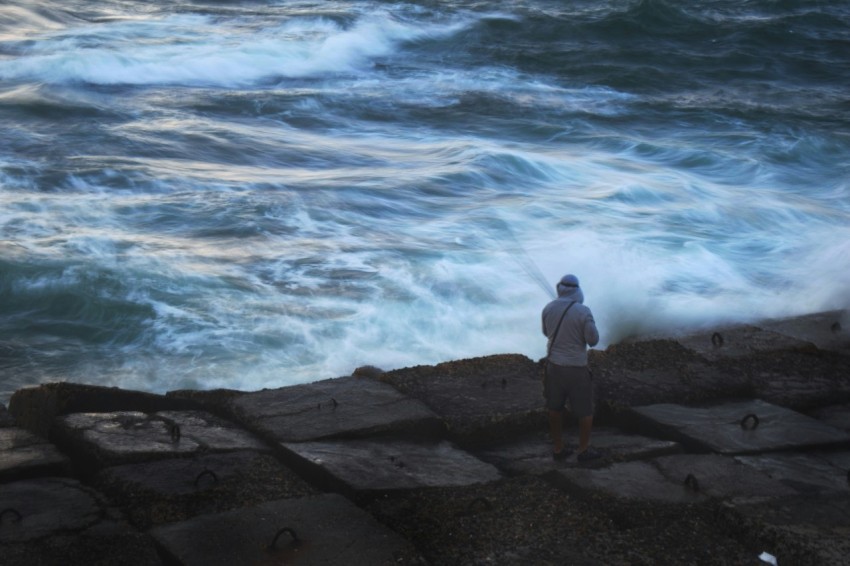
top-left (1, 0), bottom-right (848, 402)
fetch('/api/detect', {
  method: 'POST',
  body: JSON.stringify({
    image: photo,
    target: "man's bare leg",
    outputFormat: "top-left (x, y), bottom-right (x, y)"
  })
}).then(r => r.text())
top-left (549, 409), bottom-right (564, 453)
top-left (577, 415), bottom-right (593, 453)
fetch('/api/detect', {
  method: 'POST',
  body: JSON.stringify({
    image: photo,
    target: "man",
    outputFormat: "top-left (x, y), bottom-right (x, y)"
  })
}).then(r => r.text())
top-left (541, 274), bottom-right (601, 462)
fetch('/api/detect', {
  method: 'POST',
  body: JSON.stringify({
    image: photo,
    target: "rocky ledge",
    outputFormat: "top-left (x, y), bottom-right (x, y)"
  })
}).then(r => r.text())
top-left (1, 310), bottom-right (849, 565)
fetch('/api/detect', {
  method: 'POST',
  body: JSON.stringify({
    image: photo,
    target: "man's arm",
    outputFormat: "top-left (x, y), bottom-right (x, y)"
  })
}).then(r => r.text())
top-left (584, 312), bottom-right (599, 347)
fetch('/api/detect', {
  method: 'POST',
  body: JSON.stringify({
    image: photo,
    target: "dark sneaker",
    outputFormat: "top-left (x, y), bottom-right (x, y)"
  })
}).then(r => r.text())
top-left (577, 447), bottom-right (602, 463)
top-left (552, 448), bottom-right (573, 461)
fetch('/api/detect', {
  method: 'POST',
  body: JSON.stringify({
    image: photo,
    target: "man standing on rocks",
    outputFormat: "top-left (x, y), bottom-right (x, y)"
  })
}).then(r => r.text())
top-left (542, 274), bottom-right (601, 462)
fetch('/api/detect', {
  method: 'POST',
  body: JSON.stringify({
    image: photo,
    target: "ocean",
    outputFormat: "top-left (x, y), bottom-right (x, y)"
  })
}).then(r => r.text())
top-left (1, 0), bottom-right (848, 404)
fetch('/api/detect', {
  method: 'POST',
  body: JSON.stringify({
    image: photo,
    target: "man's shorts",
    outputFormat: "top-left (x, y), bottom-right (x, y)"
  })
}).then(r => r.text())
top-left (544, 362), bottom-right (594, 418)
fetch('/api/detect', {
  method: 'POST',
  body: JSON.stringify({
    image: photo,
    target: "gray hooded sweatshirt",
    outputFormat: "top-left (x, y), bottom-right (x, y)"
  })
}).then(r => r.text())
top-left (541, 276), bottom-right (599, 367)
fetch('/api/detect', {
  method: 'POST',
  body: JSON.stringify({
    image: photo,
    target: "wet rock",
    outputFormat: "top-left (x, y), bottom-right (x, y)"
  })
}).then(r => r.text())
top-left (0, 477), bottom-right (160, 566)
top-left (379, 354), bottom-right (547, 444)
top-left (630, 399), bottom-right (850, 454)
top-left (93, 450), bottom-right (317, 530)
top-left (758, 310), bottom-right (850, 355)
top-left (281, 438), bottom-right (501, 500)
top-left (9, 381), bottom-right (201, 438)
top-left (227, 375), bottom-right (444, 443)
top-left (472, 427), bottom-right (682, 476)
top-left (52, 410), bottom-right (269, 475)
top-left (149, 493), bottom-right (425, 565)
top-left (0, 428), bottom-right (69, 482)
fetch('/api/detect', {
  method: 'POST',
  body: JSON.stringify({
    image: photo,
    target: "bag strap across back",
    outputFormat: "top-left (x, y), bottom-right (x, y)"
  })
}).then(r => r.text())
top-left (547, 301), bottom-right (576, 358)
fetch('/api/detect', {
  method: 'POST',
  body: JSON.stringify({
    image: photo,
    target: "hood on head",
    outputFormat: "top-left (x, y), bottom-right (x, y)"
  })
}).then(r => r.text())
top-left (556, 274), bottom-right (584, 303)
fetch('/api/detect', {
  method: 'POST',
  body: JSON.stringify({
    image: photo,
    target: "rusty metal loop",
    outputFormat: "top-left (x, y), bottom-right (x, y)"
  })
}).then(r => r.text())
top-left (0, 508), bottom-right (22, 525)
top-left (711, 332), bottom-right (724, 347)
top-left (193, 469), bottom-right (218, 488)
top-left (740, 413), bottom-right (760, 430)
top-left (269, 527), bottom-right (300, 550)
top-left (684, 474), bottom-right (699, 492)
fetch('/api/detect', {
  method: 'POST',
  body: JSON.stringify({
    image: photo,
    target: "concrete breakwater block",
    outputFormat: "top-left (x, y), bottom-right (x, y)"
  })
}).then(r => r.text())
top-left (0, 428), bottom-right (69, 482)
top-left (150, 493), bottom-right (424, 565)
top-left (472, 428), bottom-right (681, 476)
top-left (228, 375), bottom-right (444, 443)
top-left (281, 438), bottom-right (501, 498)
top-left (630, 399), bottom-right (850, 455)
top-left (736, 450), bottom-right (850, 495)
top-left (551, 460), bottom-right (706, 504)
top-left (379, 354), bottom-right (546, 443)
top-left (53, 410), bottom-right (269, 472)
top-left (675, 325), bottom-right (817, 361)
top-left (0, 404), bottom-right (13, 427)
top-left (93, 450), bottom-right (317, 529)
top-left (0, 477), bottom-right (161, 565)
top-left (651, 454), bottom-right (797, 499)
top-left (758, 310), bottom-right (849, 355)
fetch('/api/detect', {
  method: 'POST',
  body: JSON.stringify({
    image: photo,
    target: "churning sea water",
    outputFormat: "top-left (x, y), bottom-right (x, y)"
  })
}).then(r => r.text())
top-left (0, 0), bottom-right (848, 403)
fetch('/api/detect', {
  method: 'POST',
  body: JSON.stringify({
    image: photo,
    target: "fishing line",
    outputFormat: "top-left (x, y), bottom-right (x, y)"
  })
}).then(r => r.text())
top-left (494, 217), bottom-right (556, 300)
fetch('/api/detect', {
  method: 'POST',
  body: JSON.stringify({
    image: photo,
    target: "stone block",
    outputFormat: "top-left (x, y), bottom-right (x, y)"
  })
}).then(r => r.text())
top-left (0, 428), bottom-right (69, 482)
top-left (93, 450), bottom-right (317, 529)
top-left (758, 310), bottom-right (849, 355)
top-left (0, 477), bottom-right (160, 565)
top-left (379, 354), bottom-right (547, 443)
top-left (630, 399), bottom-right (850, 454)
top-left (149, 493), bottom-right (424, 565)
top-left (472, 427), bottom-right (681, 476)
top-left (736, 450), bottom-right (850, 495)
top-left (53, 410), bottom-right (269, 474)
top-left (676, 325), bottom-right (817, 362)
top-left (228, 375), bottom-right (444, 443)
top-left (281, 438), bottom-right (501, 498)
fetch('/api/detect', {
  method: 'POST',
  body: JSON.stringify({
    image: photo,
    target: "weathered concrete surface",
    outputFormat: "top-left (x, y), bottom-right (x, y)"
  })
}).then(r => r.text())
top-left (630, 399), bottom-right (850, 454)
top-left (8, 381), bottom-right (201, 438)
top-left (676, 324), bottom-right (819, 361)
top-left (758, 310), bottom-right (850, 355)
top-left (809, 403), bottom-right (850, 432)
top-left (0, 403), bottom-right (13, 427)
top-left (149, 493), bottom-right (425, 565)
top-left (281, 438), bottom-right (501, 499)
top-left (52, 410), bottom-right (269, 474)
top-left (378, 354), bottom-right (548, 443)
top-left (735, 450), bottom-right (850, 495)
top-left (551, 460), bottom-right (708, 504)
top-left (471, 427), bottom-right (682, 476)
top-left (0, 477), bottom-right (161, 566)
top-left (227, 375), bottom-right (444, 443)
top-left (93, 450), bottom-right (317, 530)
top-left (0, 427), bottom-right (69, 482)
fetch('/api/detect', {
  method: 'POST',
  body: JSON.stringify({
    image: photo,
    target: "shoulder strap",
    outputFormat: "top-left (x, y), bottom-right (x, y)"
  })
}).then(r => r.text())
top-left (547, 301), bottom-right (576, 357)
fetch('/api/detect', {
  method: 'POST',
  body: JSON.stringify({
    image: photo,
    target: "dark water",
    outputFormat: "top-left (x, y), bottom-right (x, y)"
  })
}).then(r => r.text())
top-left (1, 0), bottom-right (848, 402)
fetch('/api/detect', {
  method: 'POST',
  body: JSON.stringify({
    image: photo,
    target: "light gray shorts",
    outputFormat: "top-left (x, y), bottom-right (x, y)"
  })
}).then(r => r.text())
top-left (544, 362), bottom-right (594, 418)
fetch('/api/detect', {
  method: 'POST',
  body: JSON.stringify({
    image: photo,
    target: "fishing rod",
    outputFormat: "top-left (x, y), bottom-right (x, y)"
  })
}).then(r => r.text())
top-left (496, 218), bottom-right (556, 300)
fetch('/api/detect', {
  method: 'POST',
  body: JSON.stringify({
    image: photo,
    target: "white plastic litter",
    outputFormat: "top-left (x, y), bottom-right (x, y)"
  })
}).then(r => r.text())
top-left (759, 551), bottom-right (778, 565)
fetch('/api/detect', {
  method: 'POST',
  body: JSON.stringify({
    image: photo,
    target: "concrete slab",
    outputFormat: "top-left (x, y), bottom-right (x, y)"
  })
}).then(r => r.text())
top-left (0, 428), bottom-right (69, 482)
top-left (0, 477), bottom-right (161, 565)
top-left (379, 354), bottom-right (547, 443)
top-left (53, 410), bottom-right (268, 473)
top-left (630, 399), bottom-right (850, 454)
top-left (550, 460), bottom-right (707, 504)
top-left (150, 493), bottom-right (424, 565)
top-left (810, 403), bottom-right (850, 433)
top-left (758, 310), bottom-right (850, 355)
top-left (472, 427), bottom-right (682, 476)
top-left (281, 439), bottom-right (501, 498)
top-left (228, 375), bottom-right (444, 443)
top-left (676, 325), bottom-right (818, 361)
top-left (652, 454), bottom-right (797, 499)
top-left (93, 450), bottom-right (317, 530)
top-left (735, 450), bottom-right (850, 494)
